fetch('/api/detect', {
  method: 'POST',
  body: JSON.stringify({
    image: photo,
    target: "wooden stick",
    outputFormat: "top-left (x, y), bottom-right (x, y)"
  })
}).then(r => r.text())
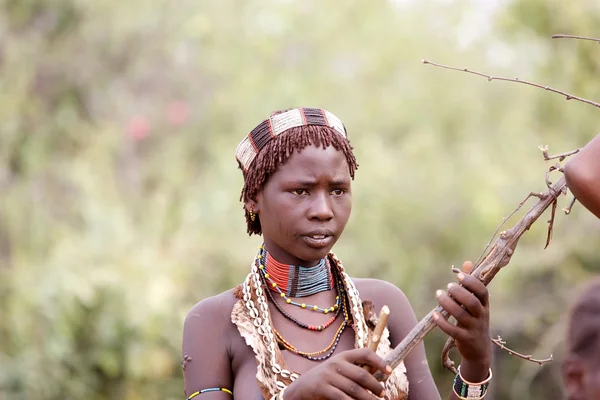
top-left (373, 177), bottom-right (567, 381)
top-left (368, 305), bottom-right (390, 351)
top-left (364, 305), bottom-right (390, 372)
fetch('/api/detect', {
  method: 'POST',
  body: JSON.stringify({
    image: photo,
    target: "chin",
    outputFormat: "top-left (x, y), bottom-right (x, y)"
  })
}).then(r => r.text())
top-left (297, 239), bottom-right (337, 262)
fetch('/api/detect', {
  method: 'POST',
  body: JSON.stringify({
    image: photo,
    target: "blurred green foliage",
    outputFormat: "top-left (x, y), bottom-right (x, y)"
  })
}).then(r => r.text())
top-left (0, 0), bottom-right (599, 399)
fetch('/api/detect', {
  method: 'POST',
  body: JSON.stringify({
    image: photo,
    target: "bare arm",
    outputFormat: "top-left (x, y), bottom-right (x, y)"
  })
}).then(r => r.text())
top-left (358, 279), bottom-right (441, 400)
top-left (564, 133), bottom-right (600, 218)
top-left (361, 278), bottom-right (491, 400)
top-left (182, 293), bottom-right (235, 399)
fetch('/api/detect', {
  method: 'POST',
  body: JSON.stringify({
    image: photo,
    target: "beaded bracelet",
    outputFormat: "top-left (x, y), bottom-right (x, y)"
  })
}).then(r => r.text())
top-left (452, 366), bottom-right (492, 400)
top-left (187, 388), bottom-right (233, 399)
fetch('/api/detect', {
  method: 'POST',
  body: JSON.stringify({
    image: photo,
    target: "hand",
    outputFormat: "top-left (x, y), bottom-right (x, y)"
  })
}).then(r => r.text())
top-left (433, 261), bottom-right (492, 367)
top-left (283, 348), bottom-right (392, 400)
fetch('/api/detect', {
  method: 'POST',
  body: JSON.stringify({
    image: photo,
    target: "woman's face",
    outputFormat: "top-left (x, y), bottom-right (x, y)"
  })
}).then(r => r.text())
top-left (249, 144), bottom-right (352, 266)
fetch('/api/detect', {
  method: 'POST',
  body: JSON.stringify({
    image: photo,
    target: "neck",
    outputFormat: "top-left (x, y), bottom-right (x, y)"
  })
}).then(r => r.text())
top-left (259, 246), bottom-right (334, 298)
top-left (261, 238), bottom-right (321, 267)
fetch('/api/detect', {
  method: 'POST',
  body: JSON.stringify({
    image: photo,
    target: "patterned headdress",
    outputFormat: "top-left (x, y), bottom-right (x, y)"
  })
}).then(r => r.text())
top-left (235, 107), bottom-right (348, 172)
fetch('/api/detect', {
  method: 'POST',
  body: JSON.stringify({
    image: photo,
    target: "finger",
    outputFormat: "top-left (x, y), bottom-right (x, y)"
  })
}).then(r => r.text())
top-left (433, 311), bottom-right (467, 341)
top-left (436, 288), bottom-right (473, 323)
top-left (445, 283), bottom-right (484, 319)
top-left (338, 364), bottom-right (387, 398)
top-left (456, 273), bottom-right (489, 308)
top-left (461, 260), bottom-right (473, 274)
top-left (345, 348), bottom-right (392, 376)
top-left (321, 386), bottom-right (354, 400)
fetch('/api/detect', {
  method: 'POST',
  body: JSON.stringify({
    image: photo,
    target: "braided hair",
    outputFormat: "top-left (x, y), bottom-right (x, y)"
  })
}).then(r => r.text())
top-left (239, 110), bottom-right (358, 236)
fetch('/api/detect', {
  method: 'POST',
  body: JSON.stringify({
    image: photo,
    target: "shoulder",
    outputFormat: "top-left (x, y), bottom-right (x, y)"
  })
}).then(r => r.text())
top-left (181, 289), bottom-right (240, 372)
top-left (184, 289), bottom-right (240, 329)
top-left (352, 278), bottom-right (418, 344)
top-left (182, 288), bottom-right (241, 351)
top-left (353, 277), bottom-right (411, 307)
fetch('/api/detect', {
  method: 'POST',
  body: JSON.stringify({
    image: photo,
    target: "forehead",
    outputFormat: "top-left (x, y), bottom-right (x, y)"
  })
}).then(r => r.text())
top-left (271, 145), bottom-right (350, 182)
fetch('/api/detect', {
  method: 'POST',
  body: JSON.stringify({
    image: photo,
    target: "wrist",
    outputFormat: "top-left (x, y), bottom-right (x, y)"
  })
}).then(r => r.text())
top-left (457, 358), bottom-right (491, 383)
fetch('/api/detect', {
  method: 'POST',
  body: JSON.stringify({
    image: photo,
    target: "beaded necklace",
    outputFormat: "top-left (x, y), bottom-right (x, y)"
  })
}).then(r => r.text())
top-left (272, 294), bottom-right (349, 361)
top-left (255, 246), bottom-right (351, 361)
top-left (261, 247), bottom-right (334, 296)
top-left (260, 267), bottom-right (342, 331)
top-left (258, 247), bottom-right (338, 313)
top-left (235, 249), bottom-right (370, 394)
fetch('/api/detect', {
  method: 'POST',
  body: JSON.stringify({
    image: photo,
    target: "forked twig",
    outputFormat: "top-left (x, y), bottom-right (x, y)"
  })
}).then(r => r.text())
top-left (552, 34), bottom-right (600, 44)
top-left (475, 146), bottom-right (578, 266)
top-left (474, 190), bottom-right (544, 267)
top-left (422, 59), bottom-right (600, 109)
top-left (539, 145), bottom-right (580, 162)
top-left (492, 336), bottom-right (553, 366)
top-left (374, 176), bottom-right (567, 381)
top-left (373, 51), bottom-right (589, 381)
top-left (439, 335), bottom-right (553, 374)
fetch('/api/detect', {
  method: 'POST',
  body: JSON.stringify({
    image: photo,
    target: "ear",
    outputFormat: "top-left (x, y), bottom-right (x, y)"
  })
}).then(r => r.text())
top-left (562, 355), bottom-right (586, 400)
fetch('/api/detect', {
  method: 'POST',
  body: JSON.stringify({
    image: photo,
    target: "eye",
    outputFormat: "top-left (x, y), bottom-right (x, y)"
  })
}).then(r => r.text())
top-left (331, 189), bottom-right (346, 196)
top-left (292, 189), bottom-right (309, 196)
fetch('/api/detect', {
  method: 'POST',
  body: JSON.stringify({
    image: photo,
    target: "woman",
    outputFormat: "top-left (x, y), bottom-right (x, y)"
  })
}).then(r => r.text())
top-left (561, 277), bottom-right (600, 400)
top-left (564, 133), bottom-right (600, 219)
top-left (182, 108), bottom-right (493, 399)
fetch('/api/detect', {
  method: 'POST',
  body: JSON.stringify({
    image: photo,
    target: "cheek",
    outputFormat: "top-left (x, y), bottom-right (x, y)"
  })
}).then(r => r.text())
top-left (593, 368), bottom-right (600, 393)
top-left (260, 197), bottom-right (295, 234)
top-left (336, 196), bottom-right (352, 218)
top-left (584, 363), bottom-right (600, 397)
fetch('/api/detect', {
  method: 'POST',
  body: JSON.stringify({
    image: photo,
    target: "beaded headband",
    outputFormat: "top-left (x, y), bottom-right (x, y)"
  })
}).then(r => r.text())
top-left (235, 107), bottom-right (348, 172)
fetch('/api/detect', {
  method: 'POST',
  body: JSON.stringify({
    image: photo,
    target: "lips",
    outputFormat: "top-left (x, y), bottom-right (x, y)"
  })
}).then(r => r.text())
top-left (302, 229), bottom-right (335, 248)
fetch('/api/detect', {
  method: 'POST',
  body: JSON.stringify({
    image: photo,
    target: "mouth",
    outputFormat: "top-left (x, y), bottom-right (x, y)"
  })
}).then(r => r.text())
top-left (301, 230), bottom-right (335, 248)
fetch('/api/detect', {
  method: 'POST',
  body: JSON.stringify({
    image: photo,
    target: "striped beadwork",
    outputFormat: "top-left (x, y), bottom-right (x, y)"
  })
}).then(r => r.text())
top-left (261, 247), bottom-right (334, 298)
top-left (235, 107), bottom-right (348, 171)
top-left (452, 366), bottom-right (492, 400)
top-left (258, 246), bottom-right (339, 313)
top-left (259, 256), bottom-right (344, 331)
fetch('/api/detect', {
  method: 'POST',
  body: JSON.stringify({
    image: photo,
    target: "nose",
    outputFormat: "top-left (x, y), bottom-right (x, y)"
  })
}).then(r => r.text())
top-left (308, 192), bottom-right (334, 221)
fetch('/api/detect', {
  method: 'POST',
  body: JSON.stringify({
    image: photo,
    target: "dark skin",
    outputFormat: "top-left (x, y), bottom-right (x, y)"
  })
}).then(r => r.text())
top-left (182, 145), bottom-right (492, 399)
top-left (561, 278), bottom-right (600, 400)
top-left (562, 341), bottom-right (600, 400)
top-left (564, 133), bottom-right (600, 219)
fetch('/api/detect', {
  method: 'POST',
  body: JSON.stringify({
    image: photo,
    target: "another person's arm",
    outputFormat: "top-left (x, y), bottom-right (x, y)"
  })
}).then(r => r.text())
top-left (564, 133), bottom-right (600, 218)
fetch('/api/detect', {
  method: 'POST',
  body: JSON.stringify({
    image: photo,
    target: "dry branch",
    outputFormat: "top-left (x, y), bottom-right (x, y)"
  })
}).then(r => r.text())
top-left (551, 34), bottom-right (600, 44)
top-left (491, 336), bottom-right (553, 365)
top-left (373, 48), bottom-right (591, 382)
top-left (421, 59), bottom-right (600, 109)
top-left (441, 333), bottom-right (554, 373)
top-left (374, 176), bottom-right (567, 381)
top-left (539, 145), bottom-right (580, 162)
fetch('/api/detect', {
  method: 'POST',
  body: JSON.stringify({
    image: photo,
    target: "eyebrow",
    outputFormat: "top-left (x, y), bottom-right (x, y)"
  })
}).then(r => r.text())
top-left (287, 179), bottom-right (350, 187)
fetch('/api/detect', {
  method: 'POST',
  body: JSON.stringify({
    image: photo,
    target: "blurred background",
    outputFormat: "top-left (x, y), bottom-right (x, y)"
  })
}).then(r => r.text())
top-left (1, 0), bottom-right (599, 399)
